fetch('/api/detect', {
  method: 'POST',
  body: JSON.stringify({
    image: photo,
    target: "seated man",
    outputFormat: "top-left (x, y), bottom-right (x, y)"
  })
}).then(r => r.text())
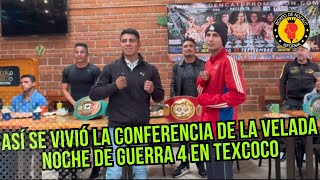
top-left (6, 74), bottom-right (46, 179)
top-left (12, 74), bottom-right (47, 112)
top-left (303, 72), bottom-right (320, 161)
top-left (280, 43), bottom-right (319, 110)
top-left (303, 72), bottom-right (320, 111)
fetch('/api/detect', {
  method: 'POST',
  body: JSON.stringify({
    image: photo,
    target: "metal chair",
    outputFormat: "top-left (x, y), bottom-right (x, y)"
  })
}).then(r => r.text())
top-left (313, 136), bottom-right (320, 179)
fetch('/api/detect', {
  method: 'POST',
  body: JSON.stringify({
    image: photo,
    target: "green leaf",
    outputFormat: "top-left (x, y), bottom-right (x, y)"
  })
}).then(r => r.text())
top-left (35, 45), bottom-right (45, 57)
top-left (157, 16), bottom-right (168, 26)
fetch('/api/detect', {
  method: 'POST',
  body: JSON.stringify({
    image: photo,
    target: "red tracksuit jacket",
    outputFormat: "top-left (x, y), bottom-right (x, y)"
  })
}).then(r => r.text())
top-left (196, 48), bottom-right (246, 135)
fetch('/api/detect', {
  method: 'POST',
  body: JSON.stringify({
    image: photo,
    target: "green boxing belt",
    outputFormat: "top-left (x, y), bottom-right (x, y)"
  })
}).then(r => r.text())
top-left (73, 96), bottom-right (108, 120)
top-left (303, 95), bottom-right (320, 119)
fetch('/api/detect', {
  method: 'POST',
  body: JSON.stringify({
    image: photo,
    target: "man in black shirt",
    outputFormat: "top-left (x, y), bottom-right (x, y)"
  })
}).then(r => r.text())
top-left (279, 42), bottom-right (319, 161)
top-left (61, 43), bottom-right (101, 179)
top-left (170, 38), bottom-right (206, 178)
top-left (280, 43), bottom-right (319, 110)
top-left (62, 43), bottom-right (101, 107)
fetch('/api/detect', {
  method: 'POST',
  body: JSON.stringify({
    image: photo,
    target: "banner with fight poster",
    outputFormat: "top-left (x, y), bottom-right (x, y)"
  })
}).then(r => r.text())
top-left (167, 1), bottom-right (320, 61)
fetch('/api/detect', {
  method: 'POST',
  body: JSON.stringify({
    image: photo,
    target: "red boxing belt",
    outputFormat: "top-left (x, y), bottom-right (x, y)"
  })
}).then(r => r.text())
top-left (163, 96), bottom-right (201, 123)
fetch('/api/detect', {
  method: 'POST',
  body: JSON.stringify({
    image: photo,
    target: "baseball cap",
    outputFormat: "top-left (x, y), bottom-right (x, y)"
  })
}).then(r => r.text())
top-left (313, 72), bottom-right (320, 79)
top-left (301, 43), bottom-right (311, 51)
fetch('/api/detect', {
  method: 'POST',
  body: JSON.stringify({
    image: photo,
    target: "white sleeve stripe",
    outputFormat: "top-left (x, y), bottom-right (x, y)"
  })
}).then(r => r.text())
top-left (197, 86), bottom-right (203, 94)
top-left (213, 102), bottom-right (228, 107)
top-left (206, 102), bottom-right (228, 108)
top-left (227, 56), bottom-right (244, 93)
top-left (229, 56), bottom-right (243, 93)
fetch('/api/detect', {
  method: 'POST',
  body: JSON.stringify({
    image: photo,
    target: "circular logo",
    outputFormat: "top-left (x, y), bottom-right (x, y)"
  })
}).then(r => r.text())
top-left (273, 11), bottom-right (310, 49)
top-left (171, 98), bottom-right (195, 120)
top-left (76, 97), bottom-right (101, 116)
top-left (310, 97), bottom-right (320, 118)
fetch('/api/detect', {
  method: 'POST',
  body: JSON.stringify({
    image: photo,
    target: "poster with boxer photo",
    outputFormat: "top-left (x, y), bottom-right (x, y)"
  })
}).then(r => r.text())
top-left (167, 1), bottom-right (320, 61)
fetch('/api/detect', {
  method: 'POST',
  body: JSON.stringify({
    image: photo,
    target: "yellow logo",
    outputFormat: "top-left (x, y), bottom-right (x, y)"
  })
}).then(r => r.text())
top-left (273, 11), bottom-right (310, 49)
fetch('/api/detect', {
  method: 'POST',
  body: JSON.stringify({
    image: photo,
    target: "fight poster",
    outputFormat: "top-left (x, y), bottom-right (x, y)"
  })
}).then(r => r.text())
top-left (167, 1), bottom-right (320, 61)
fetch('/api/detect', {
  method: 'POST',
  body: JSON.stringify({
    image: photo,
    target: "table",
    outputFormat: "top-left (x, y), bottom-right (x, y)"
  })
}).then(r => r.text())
top-left (238, 110), bottom-right (320, 179)
top-left (0, 115), bottom-right (168, 179)
top-left (0, 115), bottom-right (168, 130)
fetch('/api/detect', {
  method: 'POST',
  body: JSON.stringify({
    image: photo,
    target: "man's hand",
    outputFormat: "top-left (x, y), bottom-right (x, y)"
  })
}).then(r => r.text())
top-left (116, 76), bottom-right (127, 90)
top-left (71, 100), bottom-right (76, 106)
top-left (144, 80), bottom-right (154, 93)
top-left (197, 93), bottom-right (208, 106)
top-left (199, 71), bottom-right (209, 81)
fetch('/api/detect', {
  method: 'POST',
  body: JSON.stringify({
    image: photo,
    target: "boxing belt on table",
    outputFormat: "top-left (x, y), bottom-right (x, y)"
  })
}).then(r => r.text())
top-left (163, 96), bottom-right (201, 123)
top-left (73, 96), bottom-right (108, 120)
top-left (303, 95), bottom-right (320, 119)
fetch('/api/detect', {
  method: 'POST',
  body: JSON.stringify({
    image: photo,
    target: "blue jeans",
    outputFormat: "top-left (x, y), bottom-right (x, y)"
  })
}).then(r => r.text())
top-left (106, 128), bottom-right (147, 179)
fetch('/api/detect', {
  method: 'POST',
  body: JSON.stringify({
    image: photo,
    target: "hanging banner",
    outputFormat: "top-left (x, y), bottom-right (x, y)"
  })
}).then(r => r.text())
top-left (0, 66), bottom-right (20, 86)
top-left (167, 1), bottom-right (320, 61)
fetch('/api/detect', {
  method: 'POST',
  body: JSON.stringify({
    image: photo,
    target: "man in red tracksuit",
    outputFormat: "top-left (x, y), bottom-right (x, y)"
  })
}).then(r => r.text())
top-left (196, 22), bottom-right (246, 179)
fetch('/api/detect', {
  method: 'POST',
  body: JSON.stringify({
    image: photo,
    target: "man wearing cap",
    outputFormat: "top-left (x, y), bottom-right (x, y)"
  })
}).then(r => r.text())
top-left (196, 23), bottom-right (246, 179)
top-left (303, 72), bottom-right (320, 113)
top-left (280, 43), bottom-right (319, 110)
top-left (279, 43), bottom-right (319, 162)
top-left (303, 72), bottom-right (320, 162)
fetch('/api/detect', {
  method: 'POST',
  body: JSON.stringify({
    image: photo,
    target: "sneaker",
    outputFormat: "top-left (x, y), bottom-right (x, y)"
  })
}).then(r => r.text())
top-left (172, 164), bottom-right (190, 178)
top-left (197, 163), bottom-right (207, 178)
top-left (280, 152), bottom-right (286, 162)
top-left (59, 171), bottom-right (77, 180)
top-left (58, 169), bottom-right (77, 180)
top-left (89, 167), bottom-right (101, 180)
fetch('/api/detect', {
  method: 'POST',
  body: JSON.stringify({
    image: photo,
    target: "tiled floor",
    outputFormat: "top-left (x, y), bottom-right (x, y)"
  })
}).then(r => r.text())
top-left (41, 147), bottom-right (319, 179)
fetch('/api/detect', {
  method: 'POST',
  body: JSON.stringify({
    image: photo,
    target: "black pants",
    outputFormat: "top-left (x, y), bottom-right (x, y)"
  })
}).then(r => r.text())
top-left (206, 144), bottom-right (233, 179)
top-left (281, 98), bottom-right (302, 111)
top-left (0, 150), bottom-right (18, 179)
top-left (178, 142), bottom-right (205, 168)
top-left (0, 130), bottom-right (29, 179)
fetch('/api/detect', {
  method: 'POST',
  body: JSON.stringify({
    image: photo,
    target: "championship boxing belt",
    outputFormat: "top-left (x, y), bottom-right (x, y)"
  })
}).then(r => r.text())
top-left (73, 96), bottom-right (108, 120)
top-left (303, 95), bottom-right (320, 119)
top-left (163, 96), bottom-right (201, 123)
